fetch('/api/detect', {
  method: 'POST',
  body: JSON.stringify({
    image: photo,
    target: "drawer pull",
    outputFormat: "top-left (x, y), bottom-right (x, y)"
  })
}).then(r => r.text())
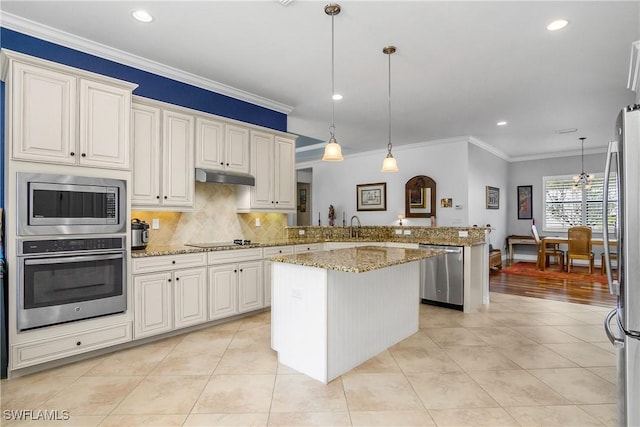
top-left (76, 341), bottom-right (81, 346)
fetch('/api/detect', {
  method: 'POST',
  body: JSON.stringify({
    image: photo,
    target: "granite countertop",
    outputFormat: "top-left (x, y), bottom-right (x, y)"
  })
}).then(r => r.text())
top-left (270, 245), bottom-right (443, 273)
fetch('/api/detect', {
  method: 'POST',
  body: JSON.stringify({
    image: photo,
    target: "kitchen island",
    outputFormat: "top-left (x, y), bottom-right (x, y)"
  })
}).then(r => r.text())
top-left (270, 245), bottom-right (442, 384)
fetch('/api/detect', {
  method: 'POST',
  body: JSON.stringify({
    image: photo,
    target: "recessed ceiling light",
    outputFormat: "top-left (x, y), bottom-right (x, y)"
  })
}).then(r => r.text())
top-left (496, 121), bottom-right (508, 126)
top-left (547, 19), bottom-right (569, 31)
top-left (332, 94), bottom-right (343, 101)
top-left (132, 10), bottom-right (153, 23)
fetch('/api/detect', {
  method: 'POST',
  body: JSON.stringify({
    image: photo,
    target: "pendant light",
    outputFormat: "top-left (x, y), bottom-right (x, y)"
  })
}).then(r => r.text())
top-left (381, 46), bottom-right (398, 172)
top-left (573, 137), bottom-right (593, 189)
top-left (322, 3), bottom-right (344, 162)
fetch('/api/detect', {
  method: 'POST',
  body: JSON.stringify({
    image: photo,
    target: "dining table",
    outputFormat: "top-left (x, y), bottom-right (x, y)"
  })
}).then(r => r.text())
top-left (540, 236), bottom-right (617, 271)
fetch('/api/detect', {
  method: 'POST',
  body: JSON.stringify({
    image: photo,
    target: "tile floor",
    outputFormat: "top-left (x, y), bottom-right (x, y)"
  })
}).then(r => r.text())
top-left (1, 292), bottom-right (617, 426)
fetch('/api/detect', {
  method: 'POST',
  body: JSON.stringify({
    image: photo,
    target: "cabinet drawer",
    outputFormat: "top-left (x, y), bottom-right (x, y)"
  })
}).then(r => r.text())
top-left (294, 243), bottom-right (324, 253)
top-left (208, 248), bottom-right (263, 265)
top-left (263, 246), bottom-right (294, 257)
top-left (12, 322), bottom-right (131, 369)
top-left (133, 253), bottom-right (207, 274)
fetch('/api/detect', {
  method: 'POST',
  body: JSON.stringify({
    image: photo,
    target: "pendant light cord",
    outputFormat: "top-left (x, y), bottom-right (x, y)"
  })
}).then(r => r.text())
top-left (387, 49), bottom-right (392, 154)
top-left (330, 12), bottom-right (336, 139)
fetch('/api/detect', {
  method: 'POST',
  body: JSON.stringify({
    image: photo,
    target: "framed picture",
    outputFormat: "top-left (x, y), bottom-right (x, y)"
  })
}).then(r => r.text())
top-left (486, 186), bottom-right (500, 210)
top-left (517, 185), bottom-right (533, 219)
top-left (357, 182), bottom-right (387, 211)
top-left (409, 188), bottom-right (426, 208)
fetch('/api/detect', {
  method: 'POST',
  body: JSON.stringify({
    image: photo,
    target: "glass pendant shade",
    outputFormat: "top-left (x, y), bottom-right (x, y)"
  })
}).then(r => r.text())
top-left (322, 136), bottom-right (343, 161)
top-left (381, 153), bottom-right (398, 172)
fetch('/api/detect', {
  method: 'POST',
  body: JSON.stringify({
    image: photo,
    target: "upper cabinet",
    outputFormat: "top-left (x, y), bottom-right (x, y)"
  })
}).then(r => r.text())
top-left (131, 98), bottom-right (195, 209)
top-left (1, 49), bottom-right (137, 170)
top-left (195, 117), bottom-right (250, 174)
top-left (237, 131), bottom-right (296, 212)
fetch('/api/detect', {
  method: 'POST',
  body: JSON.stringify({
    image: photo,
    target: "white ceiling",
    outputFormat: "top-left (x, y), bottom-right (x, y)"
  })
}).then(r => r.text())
top-left (1, 1), bottom-right (638, 162)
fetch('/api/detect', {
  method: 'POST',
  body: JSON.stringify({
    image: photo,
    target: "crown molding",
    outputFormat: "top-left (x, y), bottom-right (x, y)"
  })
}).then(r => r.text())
top-left (0, 11), bottom-right (294, 114)
top-left (508, 147), bottom-right (607, 163)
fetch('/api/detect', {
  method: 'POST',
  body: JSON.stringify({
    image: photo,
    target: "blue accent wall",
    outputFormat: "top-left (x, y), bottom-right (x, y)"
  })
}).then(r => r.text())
top-left (0, 27), bottom-right (288, 216)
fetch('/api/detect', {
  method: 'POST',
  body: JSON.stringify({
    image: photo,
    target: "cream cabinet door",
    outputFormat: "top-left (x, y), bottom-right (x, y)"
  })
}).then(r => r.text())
top-left (174, 267), bottom-right (207, 329)
top-left (195, 116), bottom-right (224, 171)
top-left (79, 79), bottom-right (131, 169)
top-left (274, 136), bottom-right (296, 209)
top-left (225, 124), bottom-right (250, 174)
top-left (238, 261), bottom-right (263, 313)
top-left (131, 103), bottom-right (161, 206)
top-left (208, 264), bottom-right (239, 320)
top-left (250, 131), bottom-right (275, 209)
top-left (9, 61), bottom-right (77, 164)
top-left (263, 260), bottom-right (273, 307)
top-left (162, 109), bottom-right (194, 207)
top-left (134, 272), bottom-right (172, 339)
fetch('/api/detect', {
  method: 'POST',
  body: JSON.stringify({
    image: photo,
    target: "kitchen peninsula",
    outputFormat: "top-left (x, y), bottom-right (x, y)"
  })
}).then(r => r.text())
top-left (270, 245), bottom-right (442, 384)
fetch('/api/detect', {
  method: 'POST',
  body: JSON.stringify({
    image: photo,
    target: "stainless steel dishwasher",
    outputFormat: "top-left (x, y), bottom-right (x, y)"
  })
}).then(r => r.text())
top-left (419, 244), bottom-right (464, 310)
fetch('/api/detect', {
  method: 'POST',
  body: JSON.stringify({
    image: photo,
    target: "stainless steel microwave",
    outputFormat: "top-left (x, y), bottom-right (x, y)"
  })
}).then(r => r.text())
top-left (17, 173), bottom-right (126, 235)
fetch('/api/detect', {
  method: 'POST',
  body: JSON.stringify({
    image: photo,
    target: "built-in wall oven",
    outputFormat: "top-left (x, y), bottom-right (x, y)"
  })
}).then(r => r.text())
top-left (17, 173), bottom-right (126, 236)
top-left (16, 236), bottom-right (126, 331)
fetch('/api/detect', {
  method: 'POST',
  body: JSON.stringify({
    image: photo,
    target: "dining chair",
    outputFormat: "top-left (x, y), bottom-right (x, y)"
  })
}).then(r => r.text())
top-left (531, 224), bottom-right (564, 270)
top-left (567, 226), bottom-right (594, 273)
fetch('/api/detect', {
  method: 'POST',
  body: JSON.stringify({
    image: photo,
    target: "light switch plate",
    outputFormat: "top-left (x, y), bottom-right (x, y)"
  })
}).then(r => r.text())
top-left (152, 219), bottom-right (160, 229)
top-left (395, 229), bottom-right (402, 235)
top-left (403, 229), bottom-right (411, 235)
top-left (255, 218), bottom-right (261, 227)
top-left (299, 229), bottom-right (305, 235)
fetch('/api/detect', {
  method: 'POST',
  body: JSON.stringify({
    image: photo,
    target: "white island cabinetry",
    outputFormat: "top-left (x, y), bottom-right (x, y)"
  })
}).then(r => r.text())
top-left (271, 246), bottom-right (438, 384)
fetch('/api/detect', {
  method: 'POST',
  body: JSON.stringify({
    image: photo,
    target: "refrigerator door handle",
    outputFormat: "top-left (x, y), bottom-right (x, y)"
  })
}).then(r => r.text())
top-left (604, 308), bottom-right (624, 347)
top-left (602, 139), bottom-right (619, 295)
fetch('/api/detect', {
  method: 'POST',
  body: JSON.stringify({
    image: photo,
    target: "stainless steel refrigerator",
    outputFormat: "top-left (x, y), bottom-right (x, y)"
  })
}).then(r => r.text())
top-left (603, 104), bottom-right (640, 427)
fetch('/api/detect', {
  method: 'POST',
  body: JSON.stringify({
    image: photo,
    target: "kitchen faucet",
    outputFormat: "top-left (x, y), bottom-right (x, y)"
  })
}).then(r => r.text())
top-left (350, 215), bottom-right (361, 238)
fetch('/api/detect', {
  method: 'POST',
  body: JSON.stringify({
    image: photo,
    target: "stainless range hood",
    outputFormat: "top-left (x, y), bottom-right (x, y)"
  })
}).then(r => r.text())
top-left (195, 168), bottom-right (255, 186)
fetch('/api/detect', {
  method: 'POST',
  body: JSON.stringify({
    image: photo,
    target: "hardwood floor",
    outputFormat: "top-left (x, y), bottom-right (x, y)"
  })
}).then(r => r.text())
top-left (489, 262), bottom-right (617, 308)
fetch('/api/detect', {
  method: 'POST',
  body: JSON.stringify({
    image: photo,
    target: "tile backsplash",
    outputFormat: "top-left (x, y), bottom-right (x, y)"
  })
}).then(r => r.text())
top-left (132, 182), bottom-right (288, 246)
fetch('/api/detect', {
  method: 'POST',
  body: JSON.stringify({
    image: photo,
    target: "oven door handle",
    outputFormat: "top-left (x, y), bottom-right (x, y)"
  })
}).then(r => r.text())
top-left (24, 253), bottom-right (124, 265)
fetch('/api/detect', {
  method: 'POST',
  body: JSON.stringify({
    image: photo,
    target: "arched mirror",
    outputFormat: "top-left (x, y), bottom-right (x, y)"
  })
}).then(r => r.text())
top-left (405, 175), bottom-right (436, 218)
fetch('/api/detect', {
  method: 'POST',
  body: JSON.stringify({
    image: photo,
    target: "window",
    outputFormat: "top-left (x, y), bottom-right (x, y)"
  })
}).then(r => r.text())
top-left (543, 173), bottom-right (618, 232)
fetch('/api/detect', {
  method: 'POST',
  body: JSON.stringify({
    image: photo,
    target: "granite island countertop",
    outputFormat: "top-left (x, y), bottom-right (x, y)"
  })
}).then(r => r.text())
top-left (270, 245), bottom-right (443, 273)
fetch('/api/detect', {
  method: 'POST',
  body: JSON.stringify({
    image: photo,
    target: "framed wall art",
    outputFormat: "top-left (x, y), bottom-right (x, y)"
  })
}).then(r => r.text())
top-left (517, 185), bottom-right (533, 219)
top-left (486, 186), bottom-right (500, 210)
top-left (356, 182), bottom-right (387, 211)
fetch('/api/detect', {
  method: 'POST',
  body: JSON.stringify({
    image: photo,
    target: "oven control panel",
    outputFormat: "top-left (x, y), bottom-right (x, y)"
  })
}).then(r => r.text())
top-left (19, 237), bottom-right (125, 254)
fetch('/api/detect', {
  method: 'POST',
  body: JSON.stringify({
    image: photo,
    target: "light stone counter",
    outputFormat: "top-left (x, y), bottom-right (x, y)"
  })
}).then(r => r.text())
top-left (270, 246), bottom-right (442, 273)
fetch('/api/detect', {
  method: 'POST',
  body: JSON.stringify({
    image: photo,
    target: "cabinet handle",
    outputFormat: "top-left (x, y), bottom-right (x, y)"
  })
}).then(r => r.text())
top-left (156, 195), bottom-right (160, 199)
top-left (220, 162), bottom-right (224, 165)
top-left (275, 201), bottom-right (279, 204)
top-left (70, 152), bottom-right (75, 157)
top-left (168, 278), bottom-right (172, 282)
top-left (164, 196), bottom-right (168, 199)
top-left (175, 277), bottom-right (180, 281)
top-left (226, 163), bottom-right (229, 166)
top-left (240, 268), bottom-right (243, 272)
top-left (76, 341), bottom-right (81, 346)
top-left (234, 269), bottom-right (237, 273)
top-left (172, 260), bottom-right (176, 264)
top-left (81, 153), bottom-right (86, 157)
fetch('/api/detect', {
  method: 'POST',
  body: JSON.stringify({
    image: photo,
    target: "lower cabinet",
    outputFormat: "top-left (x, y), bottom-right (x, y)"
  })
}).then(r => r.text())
top-left (208, 260), bottom-right (263, 320)
top-left (132, 252), bottom-right (207, 339)
top-left (133, 267), bottom-right (207, 339)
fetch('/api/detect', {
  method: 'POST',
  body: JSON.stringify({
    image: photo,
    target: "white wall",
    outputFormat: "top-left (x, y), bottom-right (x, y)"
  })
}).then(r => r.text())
top-left (302, 138), bottom-right (470, 227)
top-left (468, 143), bottom-right (509, 252)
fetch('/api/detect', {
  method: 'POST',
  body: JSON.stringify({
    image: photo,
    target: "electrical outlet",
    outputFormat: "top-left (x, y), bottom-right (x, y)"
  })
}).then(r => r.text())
top-left (395, 229), bottom-right (402, 235)
top-left (403, 229), bottom-right (411, 235)
top-left (152, 219), bottom-right (160, 230)
top-left (255, 218), bottom-right (261, 227)
top-left (299, 229), bottom-right (305, 235)
top-left (458, 230), bottom-right (469, 238)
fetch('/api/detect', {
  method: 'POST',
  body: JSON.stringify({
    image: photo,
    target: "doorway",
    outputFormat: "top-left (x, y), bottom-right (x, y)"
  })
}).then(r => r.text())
top-left (296, 168), bottom-right (312, 226)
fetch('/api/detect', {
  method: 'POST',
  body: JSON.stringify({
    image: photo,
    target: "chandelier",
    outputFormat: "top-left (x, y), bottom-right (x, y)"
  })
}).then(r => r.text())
top-left (573, 137), bottom-right (593, 190)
